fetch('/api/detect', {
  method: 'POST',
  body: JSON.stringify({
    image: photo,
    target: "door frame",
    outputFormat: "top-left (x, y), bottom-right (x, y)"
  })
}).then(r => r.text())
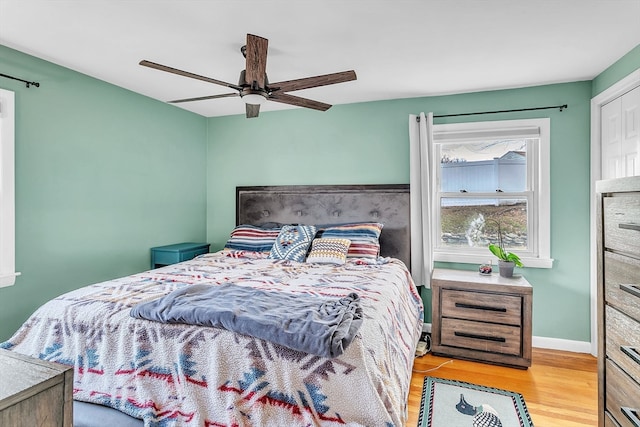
top-left (589, 69), bottom-right (640, 355)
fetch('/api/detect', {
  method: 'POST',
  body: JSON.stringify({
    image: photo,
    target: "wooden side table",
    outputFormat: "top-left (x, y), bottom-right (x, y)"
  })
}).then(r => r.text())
top-left (431, 268), bottom-right (533, 369)
top-left (150, 242), bottom-right (210, 269)
top-left (0, 349), bottom-right (73, 426)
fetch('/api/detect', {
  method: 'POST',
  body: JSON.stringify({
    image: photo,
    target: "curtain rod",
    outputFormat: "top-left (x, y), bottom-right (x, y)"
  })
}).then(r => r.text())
top-left (0, 73), bottom-right (40, 88)
top-left (432, 104), bottom-right (567, 119)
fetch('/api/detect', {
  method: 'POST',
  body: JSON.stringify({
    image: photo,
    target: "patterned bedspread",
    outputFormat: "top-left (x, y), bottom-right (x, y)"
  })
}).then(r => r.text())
top-left (1, 250), bottom-right (423, 427)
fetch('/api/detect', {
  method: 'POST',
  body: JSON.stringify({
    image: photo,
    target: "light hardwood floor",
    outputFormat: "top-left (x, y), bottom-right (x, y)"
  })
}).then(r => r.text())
top-left (406, 348), bottom-right (598, 427)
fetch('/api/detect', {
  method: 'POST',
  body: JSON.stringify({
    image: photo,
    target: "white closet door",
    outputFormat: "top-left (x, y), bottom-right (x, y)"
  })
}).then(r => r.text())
top-left (621, 86), bottom-right (640, 176)
top-left (602, 97), bottom-right (622, 179)
top-left (601, 86), bottom-right (640, 179)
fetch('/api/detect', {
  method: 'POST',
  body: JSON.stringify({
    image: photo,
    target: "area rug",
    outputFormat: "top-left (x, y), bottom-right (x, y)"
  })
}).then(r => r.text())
top-left (417, 376), bottom-right (534, 427)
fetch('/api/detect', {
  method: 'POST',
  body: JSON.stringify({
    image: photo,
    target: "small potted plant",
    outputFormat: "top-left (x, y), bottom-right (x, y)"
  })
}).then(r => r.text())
top-left (487, 220), bottom-right (523, 278)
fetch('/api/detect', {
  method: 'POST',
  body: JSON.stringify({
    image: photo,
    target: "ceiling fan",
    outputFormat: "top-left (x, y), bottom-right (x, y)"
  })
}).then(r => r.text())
top-left (140, 34), bottom-right (357, 118)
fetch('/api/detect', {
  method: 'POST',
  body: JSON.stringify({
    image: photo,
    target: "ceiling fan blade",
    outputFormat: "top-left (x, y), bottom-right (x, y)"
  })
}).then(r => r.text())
top-left (168, 93), bottom-right (239, 104)
top-left (246, 103), bottom-right (261, 118)
top-left (244, 34), bottom-right (268, 89)
top-left (269, 70), bottom-right (356, 93)
top-left (269, 93), bottom-right (332, 111)
top-left (140, 60), bottom-right (243, 91)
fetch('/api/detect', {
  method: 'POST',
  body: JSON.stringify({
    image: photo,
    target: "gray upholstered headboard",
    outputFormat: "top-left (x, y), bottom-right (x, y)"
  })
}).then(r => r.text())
top-left (236, 184), bottom-right (411, 268)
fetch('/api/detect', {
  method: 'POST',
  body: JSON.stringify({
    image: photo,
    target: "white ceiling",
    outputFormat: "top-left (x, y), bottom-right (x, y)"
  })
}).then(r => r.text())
top-left (1, 0), bottom-right (639, 118)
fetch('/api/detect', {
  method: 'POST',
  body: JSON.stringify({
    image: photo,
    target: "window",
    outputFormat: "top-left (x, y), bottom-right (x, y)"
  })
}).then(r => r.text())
top-left (432, 118), bottom-right (552, 268)
top-left (0, 88), bottom-right (18, 287)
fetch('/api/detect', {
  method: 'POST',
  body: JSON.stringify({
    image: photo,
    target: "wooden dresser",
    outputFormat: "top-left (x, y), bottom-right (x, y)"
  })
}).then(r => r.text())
top-left (596, 176), bottom-right (640, 427)
top-left (431, 268), bottom-right (532, 369)
top-left (0, 349), bottom-right (73, 426)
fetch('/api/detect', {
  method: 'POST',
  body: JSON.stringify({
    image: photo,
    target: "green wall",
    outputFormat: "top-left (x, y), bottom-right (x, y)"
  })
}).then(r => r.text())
top-left (0, 45), bottom-right (208, 341)
top-left (2, 41), bottom-right (637, 345)
top-left (592, 43), bottom-right (640, 97)
top-left (207, 81), bottom-right (593, 342)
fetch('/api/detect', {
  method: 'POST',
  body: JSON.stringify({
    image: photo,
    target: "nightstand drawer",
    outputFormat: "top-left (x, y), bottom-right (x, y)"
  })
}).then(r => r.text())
top-left (150, 242), bottom-right (210, 269)
top-left (441, 318), bottom-right (522, 356)
top-left (441, 288), bottom-right (522, 326)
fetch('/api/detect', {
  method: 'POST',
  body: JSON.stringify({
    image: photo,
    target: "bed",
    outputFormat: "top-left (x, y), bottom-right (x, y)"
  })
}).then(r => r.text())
top-left (1, 184), bottom-right (423, 427)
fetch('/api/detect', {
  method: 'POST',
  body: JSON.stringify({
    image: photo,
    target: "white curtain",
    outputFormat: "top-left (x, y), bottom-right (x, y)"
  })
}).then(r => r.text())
top-left (409, 112), bottom-right (434, 287)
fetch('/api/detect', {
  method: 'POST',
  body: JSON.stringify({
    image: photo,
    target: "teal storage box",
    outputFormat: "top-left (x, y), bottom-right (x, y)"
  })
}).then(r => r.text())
top-left (150, 242), bottom-right (210, 269)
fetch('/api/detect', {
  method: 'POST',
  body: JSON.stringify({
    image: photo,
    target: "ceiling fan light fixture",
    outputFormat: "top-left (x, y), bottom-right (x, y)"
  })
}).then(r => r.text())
top-left (242, 93), bottom-right (267, 105)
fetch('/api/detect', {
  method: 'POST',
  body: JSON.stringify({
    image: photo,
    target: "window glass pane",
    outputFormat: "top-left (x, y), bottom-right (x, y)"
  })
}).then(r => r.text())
top-left (439, 198), bottom-right (528, 251)
top-left (439, 139), bottom-right (530, 192)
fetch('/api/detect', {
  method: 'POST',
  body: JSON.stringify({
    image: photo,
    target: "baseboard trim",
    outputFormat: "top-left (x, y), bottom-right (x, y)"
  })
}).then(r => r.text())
top-left (423, 323), bottom-right (592, 354)
top-left (532, 336), bottom-right (592, 354)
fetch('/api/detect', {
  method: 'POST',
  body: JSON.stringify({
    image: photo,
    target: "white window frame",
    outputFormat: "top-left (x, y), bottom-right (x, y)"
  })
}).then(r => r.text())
top-left (432, 118), bottom-right (553, 268)
top-left (0, 88), bottom-right (19, 287)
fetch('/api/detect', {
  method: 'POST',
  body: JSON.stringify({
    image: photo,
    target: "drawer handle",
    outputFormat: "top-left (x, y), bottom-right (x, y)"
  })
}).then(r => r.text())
top-left (454, 331), bottom-right (506, 343)
top-left (455, 302), bottom-right (507, 313)
top-left (621, 346), bottom-right (640, 366)
top-left (622, 407), bottom-right (640, 427)
top-left (619, 223), bottom-right (640, 232)
top-left (621, 284), bottom-right (640, 299)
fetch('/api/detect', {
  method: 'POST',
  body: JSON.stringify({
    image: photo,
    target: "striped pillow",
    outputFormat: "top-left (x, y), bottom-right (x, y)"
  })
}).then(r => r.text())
top-left (319, 222), bottom-right (384, 260)
top-left (268, 225), bottom-right (317, 262)
top-left (306, 238), bottom-right (351, 265)
top-left (224, 225), bottom-right (281, 253)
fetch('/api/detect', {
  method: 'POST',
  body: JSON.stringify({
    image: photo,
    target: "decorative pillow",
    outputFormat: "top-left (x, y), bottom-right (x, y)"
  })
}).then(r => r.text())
top-left (268, 225), bottom-right (317, 262)
top-left (224, 224), bottom-right (281, 253)
top-left (306, 238), bottom-right (351, 265)
top-left (319, 222), bottom-right (383, 260)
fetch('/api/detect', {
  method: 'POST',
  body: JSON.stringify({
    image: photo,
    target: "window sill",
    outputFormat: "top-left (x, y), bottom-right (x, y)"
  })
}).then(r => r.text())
top-left (434, 252), bottom-right (554, 269)
top-left (0, 271), bottom-right (21, 287)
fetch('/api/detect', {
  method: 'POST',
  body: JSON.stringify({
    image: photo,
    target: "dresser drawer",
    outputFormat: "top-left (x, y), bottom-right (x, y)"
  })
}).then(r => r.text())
top-left (441, 318), bottom-right (521, 356)
top-left (441, 289), bottom-right (522, 326)
top-left (606, 305), bottom-right (640, 382)
top-left (604, 195), bottom-right (640, 255)
top-left (605, 411), bottom-right (622, 427)
top-left (605, 359), bottom-right (640, 427)
top-left (604, 251), bottom-right (640, 322)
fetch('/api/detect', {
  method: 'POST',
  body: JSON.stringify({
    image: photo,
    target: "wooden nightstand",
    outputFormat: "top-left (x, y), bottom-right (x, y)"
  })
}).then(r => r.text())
top-left (431, 268), bottom-right (533, 369)
top-left (0, 349), bottom-right (73, 426)
top-left (150, 242), bottom-right (210, 269)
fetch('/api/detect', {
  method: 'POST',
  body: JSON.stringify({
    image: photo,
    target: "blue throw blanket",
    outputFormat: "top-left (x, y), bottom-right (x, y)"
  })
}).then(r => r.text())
top-left (130, 283), bottom-right (363, 358)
